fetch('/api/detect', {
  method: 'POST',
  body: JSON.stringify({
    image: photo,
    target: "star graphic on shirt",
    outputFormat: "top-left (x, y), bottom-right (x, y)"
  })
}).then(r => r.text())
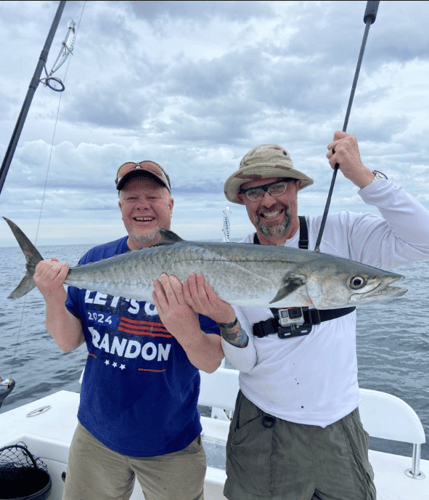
top-left (120, 364), bottom-right (126, 370)
top-left (112, 362), bottom-right (118, 368)
top-left (105, 360), bottom-right (110, 366)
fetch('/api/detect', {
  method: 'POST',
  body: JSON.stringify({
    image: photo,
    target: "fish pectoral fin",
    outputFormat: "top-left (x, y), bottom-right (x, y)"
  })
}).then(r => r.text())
top-left (269, 278), bottom-right (305, 304)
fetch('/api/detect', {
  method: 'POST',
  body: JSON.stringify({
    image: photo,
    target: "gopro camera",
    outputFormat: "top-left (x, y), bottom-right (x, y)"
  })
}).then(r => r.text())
top-left (278, 308), bottom-right (305, 327)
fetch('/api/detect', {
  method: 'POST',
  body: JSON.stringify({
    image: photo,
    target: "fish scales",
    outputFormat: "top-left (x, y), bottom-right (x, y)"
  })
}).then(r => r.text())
top-left (62, 240), bottom-right (404, 309)
top-left (64, 241), bottom-right (282, 302)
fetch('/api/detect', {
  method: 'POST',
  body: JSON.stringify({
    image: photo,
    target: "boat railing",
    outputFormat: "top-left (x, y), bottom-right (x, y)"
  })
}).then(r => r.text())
top-left (199, 368), bottom-right (426, 479)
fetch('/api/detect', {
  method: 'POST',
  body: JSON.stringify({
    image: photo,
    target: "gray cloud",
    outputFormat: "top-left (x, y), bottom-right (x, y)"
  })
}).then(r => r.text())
top-left (1, 1), bottom-right (429, 246)
top-left (128, 1), bottom-right (275, 22)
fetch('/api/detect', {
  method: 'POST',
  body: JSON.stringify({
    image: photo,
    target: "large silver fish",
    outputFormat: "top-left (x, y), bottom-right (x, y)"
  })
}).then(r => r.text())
top-left (4, 217), bottom-right (406, 309)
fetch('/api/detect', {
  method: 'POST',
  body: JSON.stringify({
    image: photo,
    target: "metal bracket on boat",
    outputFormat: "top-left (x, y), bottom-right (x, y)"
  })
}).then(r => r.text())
top-left (0, 378), bottom-right (15, 410)
top-left (405, 469), bottom-right (426, 480)
top-left (26, 405), bottom-right (52, 418)
top-left (211, 407), bottom-right (233, 421)
top-left (404, 444), bottom-right (426, 480)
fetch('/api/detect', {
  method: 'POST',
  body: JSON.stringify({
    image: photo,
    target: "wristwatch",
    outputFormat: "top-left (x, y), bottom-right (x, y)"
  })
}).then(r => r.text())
top-left (371, 170), bottom-right (388, 183)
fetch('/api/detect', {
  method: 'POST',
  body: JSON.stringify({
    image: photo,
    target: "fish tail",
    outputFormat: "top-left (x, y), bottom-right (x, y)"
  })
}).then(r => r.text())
top-left (3, 217), bottom-right (44, 299)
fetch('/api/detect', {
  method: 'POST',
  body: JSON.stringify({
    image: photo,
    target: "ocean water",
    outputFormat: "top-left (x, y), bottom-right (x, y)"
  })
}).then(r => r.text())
top-left (0, 244), bottom-right (428, 461)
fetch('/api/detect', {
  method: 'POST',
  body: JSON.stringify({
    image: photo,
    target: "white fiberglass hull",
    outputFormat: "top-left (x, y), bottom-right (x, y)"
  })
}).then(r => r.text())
top-left (0, 372), bottom-right (427, 500)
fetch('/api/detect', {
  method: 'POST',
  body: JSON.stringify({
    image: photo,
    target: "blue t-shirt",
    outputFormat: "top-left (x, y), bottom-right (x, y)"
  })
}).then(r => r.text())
top-left (65, 236), bottom-right (220, 457)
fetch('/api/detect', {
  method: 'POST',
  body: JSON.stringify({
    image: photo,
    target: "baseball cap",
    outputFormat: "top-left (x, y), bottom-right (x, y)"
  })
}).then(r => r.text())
top-left (115, 161), bottom-right (171, 191)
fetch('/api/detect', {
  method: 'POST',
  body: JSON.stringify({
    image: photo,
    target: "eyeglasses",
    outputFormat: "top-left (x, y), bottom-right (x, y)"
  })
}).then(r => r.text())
top-left (239, 179), bottom-right (295, 201)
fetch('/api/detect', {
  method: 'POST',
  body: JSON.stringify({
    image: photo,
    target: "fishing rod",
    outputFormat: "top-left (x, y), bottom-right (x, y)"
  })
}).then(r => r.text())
top-left (0, 0), bottom-right (67, 409)
top-left (314, 0), bottom-right (380, 252)
top-left (0, 0), bottom-right (67, 197)
top-left (40, 19), bottom-right (76, 92)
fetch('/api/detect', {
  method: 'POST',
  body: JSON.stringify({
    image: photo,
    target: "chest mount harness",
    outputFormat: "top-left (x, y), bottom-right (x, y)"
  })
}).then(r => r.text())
top-left (252, 217), bottom-right (355, 340)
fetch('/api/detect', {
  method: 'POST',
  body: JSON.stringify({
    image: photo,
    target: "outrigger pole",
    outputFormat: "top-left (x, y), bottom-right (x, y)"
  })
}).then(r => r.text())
top-left (314, 1), bottom-right (380, 252)
top-left (0, 0), bottom-right (67, 196)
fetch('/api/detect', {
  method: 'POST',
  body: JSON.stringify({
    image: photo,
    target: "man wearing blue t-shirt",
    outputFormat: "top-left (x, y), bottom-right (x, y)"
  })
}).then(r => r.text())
top-left (34, 161), bottom-right (224, 500)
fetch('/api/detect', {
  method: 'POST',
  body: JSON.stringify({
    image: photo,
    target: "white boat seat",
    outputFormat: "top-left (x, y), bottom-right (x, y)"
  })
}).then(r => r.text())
top-left (359, 387), bottom-right (426, 478)
top-left (199, 367), bottom-right (239, 412)
top-left (358, 388), bottom-right (425, 445)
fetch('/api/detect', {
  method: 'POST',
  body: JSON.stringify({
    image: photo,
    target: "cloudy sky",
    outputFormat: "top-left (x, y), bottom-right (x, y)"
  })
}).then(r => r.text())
top-left (1, 0), bottom-right (429, 247)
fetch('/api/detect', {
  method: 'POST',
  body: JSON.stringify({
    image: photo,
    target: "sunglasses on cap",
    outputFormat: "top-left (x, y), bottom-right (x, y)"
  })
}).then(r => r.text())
top-left (115, 161), bottom-right (171, 191)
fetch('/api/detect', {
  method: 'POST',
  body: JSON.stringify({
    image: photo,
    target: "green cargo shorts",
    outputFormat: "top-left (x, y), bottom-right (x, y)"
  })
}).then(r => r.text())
top-left (224, 391), bottom-right (376, 500)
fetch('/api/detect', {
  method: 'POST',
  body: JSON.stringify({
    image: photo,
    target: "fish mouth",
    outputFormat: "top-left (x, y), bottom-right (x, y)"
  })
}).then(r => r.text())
top-left (351, 274), bottom-right (407, 303)
top-left (356, 285), bottom-right (408, 300)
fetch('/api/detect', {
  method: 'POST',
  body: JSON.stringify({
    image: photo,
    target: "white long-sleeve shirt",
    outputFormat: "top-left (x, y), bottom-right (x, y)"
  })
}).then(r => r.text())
top-left (222, 180), bottom-right (429, 427)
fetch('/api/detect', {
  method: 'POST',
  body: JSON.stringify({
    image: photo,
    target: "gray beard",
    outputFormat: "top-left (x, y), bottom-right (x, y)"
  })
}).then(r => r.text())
top-left (255, 213), bottom-right (291, 238)
top-left (129, 229), bottom-right (160, 245)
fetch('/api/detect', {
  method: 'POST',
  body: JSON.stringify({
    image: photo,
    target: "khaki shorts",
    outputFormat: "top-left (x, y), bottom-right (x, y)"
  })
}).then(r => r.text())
top-left (224, 391), bottom-right (376, 500)
top-left (63, 423), bottom-right (206, 500)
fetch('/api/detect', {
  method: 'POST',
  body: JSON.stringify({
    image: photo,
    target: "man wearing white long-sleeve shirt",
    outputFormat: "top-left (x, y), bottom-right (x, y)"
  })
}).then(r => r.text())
top-left (183, 131), bottom-right (429, 500)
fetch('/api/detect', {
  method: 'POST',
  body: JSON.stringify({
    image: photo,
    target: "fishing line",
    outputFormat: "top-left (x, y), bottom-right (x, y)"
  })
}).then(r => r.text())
top-left (7, 1), bottom-right (87, 383)
top-left (34, 0), bottom-right (87, 244)
top-left (314, 1), bottom-right (380, 252)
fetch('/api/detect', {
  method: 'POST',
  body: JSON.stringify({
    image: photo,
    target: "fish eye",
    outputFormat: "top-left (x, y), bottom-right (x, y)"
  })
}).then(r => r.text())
top-left (350, 276), bottom-right (367, 289)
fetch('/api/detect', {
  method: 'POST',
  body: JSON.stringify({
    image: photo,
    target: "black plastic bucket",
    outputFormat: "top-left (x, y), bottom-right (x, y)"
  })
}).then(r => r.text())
top-left (0, 444), bottom-right (52, 500)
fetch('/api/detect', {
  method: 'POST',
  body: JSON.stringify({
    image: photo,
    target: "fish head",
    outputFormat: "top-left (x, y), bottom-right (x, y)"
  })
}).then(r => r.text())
top-left (306, 257), bottom-right (407, 309)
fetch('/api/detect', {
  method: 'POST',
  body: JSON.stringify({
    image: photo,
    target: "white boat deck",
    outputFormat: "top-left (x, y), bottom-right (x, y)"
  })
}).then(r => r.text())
top-left (0, 368), bottom-right (428, 500)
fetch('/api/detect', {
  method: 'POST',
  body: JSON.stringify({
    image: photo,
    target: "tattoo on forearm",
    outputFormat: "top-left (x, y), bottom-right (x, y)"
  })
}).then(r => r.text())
top-left (217, 317), bottom-right (248, 348)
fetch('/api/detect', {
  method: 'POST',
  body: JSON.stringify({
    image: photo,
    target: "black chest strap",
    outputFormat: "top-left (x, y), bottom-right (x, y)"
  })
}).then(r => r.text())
top-left (298, 215), bottom-right (308, 249)
top-left (253, 217), bottom-right (355, 339)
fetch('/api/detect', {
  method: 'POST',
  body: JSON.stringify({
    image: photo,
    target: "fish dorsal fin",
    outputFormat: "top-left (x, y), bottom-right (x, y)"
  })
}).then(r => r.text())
top-left (153, 229), bottom-right (184, 246)
top-left (269, 277), bottom-right (305, 304)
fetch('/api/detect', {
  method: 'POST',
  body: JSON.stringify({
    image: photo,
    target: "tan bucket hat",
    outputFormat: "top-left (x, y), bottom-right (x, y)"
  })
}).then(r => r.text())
top-left (224, 144), bottom-right (313, 204)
